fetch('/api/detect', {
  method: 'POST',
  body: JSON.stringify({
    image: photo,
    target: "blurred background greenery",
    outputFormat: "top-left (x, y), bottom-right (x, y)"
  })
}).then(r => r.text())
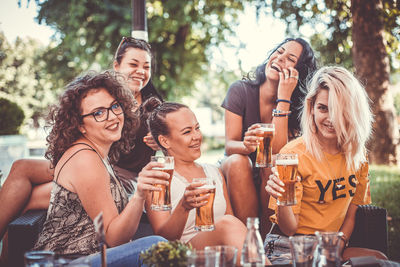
top-left (370, 165), bottom-right (400, 261)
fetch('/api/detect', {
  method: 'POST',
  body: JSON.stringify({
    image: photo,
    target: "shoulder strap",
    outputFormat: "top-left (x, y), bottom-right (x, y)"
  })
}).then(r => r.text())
top-left (55, 143), bottom-right (97, 182)
top-left (55, 142), bottom-right (124, 192)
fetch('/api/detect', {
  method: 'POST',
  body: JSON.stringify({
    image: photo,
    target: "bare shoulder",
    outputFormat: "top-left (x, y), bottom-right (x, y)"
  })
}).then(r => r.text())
top-left (55, 144), bottom-right (108, 192)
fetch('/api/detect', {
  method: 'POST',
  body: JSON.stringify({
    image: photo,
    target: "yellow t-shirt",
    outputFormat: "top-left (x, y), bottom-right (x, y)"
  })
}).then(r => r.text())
top-left (269, 137), bottom-right (371, 235)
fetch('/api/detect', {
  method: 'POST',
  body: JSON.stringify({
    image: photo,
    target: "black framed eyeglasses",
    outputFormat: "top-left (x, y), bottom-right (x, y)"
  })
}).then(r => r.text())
top-left (81, 101), bottom-right (123, 122)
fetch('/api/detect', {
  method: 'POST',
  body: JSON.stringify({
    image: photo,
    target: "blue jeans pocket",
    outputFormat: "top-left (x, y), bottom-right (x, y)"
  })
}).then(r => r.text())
top-left (264, 234), bottom-right (292, 265)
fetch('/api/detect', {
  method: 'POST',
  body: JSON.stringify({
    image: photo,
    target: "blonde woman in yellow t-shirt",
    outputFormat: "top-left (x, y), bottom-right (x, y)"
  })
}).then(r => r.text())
top-left (265, 66), bottom-right (387, 263)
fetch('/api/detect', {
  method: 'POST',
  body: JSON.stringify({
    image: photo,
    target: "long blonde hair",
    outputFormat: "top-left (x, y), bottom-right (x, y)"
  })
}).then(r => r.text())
top-left (301, 66), bottom-right (373, 170)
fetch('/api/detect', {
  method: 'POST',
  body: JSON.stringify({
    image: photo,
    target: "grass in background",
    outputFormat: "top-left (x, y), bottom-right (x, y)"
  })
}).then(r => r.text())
top-left (369, 165), bottom-right (400, 261)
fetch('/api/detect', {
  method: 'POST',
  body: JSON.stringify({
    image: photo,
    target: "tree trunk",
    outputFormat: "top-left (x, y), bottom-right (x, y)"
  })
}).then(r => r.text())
top-left (351, 0), bottom-right (399, 165)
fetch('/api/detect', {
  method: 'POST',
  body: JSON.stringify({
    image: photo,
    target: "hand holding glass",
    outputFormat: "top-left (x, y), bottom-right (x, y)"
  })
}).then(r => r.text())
top-left (276, 153), bottom-right (298, 206)
top-left (150, 156), bottom-right (174, 211)
top-left (193, 178), bottom-right (216, 231)
top-left (255, 123), bottom-right (275, 168)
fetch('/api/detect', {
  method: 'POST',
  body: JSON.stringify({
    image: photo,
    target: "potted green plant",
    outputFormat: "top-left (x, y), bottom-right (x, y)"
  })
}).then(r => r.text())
top-left (0, 97), bottom-right (27, 180)
top-left (140, 240), bottom-right (193, 267)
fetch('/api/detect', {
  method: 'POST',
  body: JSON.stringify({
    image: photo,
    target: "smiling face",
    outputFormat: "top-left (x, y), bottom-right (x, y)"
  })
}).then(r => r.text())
top-left (312, 89), bottom-right (338, 146)
top-left (265, 40), bottom-right (303, 81)
top-left (80, 88), bottom-right (124, 146)
top-left (159, 107), bottom-right (202, 162)
top-left (113, 47), bottom-right (151, 96)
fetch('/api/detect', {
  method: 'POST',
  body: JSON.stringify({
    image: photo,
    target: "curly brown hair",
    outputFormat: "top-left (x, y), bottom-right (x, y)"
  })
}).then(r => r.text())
top-left (45, 70), bottom-right (139, 167)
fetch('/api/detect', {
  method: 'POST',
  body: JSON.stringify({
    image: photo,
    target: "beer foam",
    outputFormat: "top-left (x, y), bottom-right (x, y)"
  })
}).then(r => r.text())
top-left (153, 167), bottom-right (173, 170)
top-left (260, 127), bottom-right (274, 132)
top-left (198, 184), bottom-right (216, 189)
top-left (276, 159), bottom-right (298, 165)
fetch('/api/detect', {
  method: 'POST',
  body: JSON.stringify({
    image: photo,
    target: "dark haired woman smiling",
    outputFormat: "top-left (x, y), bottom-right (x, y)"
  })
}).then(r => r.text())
top-left (220, 38), bottom-right (317, 236)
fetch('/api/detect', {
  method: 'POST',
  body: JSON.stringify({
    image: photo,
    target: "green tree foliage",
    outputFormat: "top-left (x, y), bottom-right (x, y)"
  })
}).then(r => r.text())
top-left (254, 0), bottom-right (400, 71)
top-left (0, 98), bottom-right (25, 135)
top-left (0, 32), bottom-right (57, 130)
top-left (31, 0), bottom-right (244, 99)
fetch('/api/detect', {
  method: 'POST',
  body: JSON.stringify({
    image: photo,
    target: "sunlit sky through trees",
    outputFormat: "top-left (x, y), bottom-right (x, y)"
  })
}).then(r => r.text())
top-left (0, 0), bottom-right (298, 73)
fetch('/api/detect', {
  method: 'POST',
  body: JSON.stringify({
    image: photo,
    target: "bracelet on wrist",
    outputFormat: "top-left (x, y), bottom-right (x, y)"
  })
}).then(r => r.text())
top-left (276, 99), bottom-right (292, 104)
top-left (272, 108), bottom-right (292, 117)
top-left (339, 233), bottom-right (349, 247)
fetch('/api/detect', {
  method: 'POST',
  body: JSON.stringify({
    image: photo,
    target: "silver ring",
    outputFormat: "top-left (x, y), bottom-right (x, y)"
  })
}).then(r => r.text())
top-left (290, 76), bottom-right (298, 79)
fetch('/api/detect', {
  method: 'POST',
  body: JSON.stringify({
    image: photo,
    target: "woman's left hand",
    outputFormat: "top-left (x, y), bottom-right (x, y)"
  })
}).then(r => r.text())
top-left (277, 67), bottom-right (299, 100)
top-left (181, 181), bottom-right (210, 211)
top-left (143, 132), bottom-right (160, 151)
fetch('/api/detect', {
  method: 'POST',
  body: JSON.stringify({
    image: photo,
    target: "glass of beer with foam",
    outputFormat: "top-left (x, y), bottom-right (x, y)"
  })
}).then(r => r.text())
top-left (255, 123), bottom-right (275, 168)
top-left (150, 156), bottom-right (174, 211)
top-left (193, 177), bottom-right (216, 231)
top-left (276, 153), bottom-right (298, 206)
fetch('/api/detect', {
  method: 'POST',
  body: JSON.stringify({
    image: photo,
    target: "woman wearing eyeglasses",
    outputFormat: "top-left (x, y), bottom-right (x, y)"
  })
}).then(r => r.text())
top-left (0, 37), bottom-right (163, 253)
top-left (33, 70), bottom-right (166, 266)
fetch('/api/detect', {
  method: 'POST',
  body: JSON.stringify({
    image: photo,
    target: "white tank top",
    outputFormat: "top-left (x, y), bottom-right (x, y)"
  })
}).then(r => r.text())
top-left (171, 163), bottom-right (227, 243)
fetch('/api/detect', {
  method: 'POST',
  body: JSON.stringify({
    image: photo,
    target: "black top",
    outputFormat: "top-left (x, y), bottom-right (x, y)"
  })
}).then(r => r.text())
top-left (116, 81), bottom-right (163, 174)
top-left (221, 80), bottom-right (261, 164)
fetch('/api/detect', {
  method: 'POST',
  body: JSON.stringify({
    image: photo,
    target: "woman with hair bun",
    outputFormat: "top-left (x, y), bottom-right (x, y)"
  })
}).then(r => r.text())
top-left (141, 97), bottom-right (263, 265)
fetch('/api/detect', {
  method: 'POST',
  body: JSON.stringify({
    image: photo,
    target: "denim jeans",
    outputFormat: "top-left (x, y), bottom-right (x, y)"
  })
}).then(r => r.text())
top-left (264, 233), bottom-right (292, 265)
top-left (72, 236), bottom-right (166, 267)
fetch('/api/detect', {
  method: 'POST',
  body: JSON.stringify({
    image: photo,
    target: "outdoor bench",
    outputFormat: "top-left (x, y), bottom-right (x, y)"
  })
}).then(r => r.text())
top-left (7, 210), bottom-right (153, 267)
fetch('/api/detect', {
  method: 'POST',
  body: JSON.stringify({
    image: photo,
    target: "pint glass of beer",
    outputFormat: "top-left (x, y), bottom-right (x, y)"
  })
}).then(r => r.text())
top-left (276, 153), bottom-right (298, 206)
top-left (255, 123), bottom-right (275, 168)
top-left (150, 156), bottom-right (174, 211)
top-left (193, 178), bottom-right (216, 231)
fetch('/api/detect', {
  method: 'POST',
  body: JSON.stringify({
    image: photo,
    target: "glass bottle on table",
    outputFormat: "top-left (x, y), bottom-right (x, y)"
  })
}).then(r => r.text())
top-left (241, 217), bottom-right (266, 267)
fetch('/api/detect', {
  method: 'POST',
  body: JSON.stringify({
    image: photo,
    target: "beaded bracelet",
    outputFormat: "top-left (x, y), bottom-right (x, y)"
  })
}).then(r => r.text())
top-left (272, 109), bottom-right (292, 117)
top-left (276, 99), bottom-right (292, 104)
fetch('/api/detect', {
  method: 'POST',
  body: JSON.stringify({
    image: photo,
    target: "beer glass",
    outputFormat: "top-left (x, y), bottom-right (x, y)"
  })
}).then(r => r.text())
top-left (193, 178), bottom-right (216, 231)
top-left (315, 231), bottom-right (343, 267)
top-left (205, 245), bottom-right (237, 267)
top-left (255, 123), bottom-right (275, 168)
top-left (24, 251), bottom-right (55, 267)
top-left (150, 156), bottom-right (174, 211)
top-left (187, 250), bottom-right (220, 267)
top-left (289, 235), bottom-right (318, 267)
top-left (276, 153), bottom-right (298, 206)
